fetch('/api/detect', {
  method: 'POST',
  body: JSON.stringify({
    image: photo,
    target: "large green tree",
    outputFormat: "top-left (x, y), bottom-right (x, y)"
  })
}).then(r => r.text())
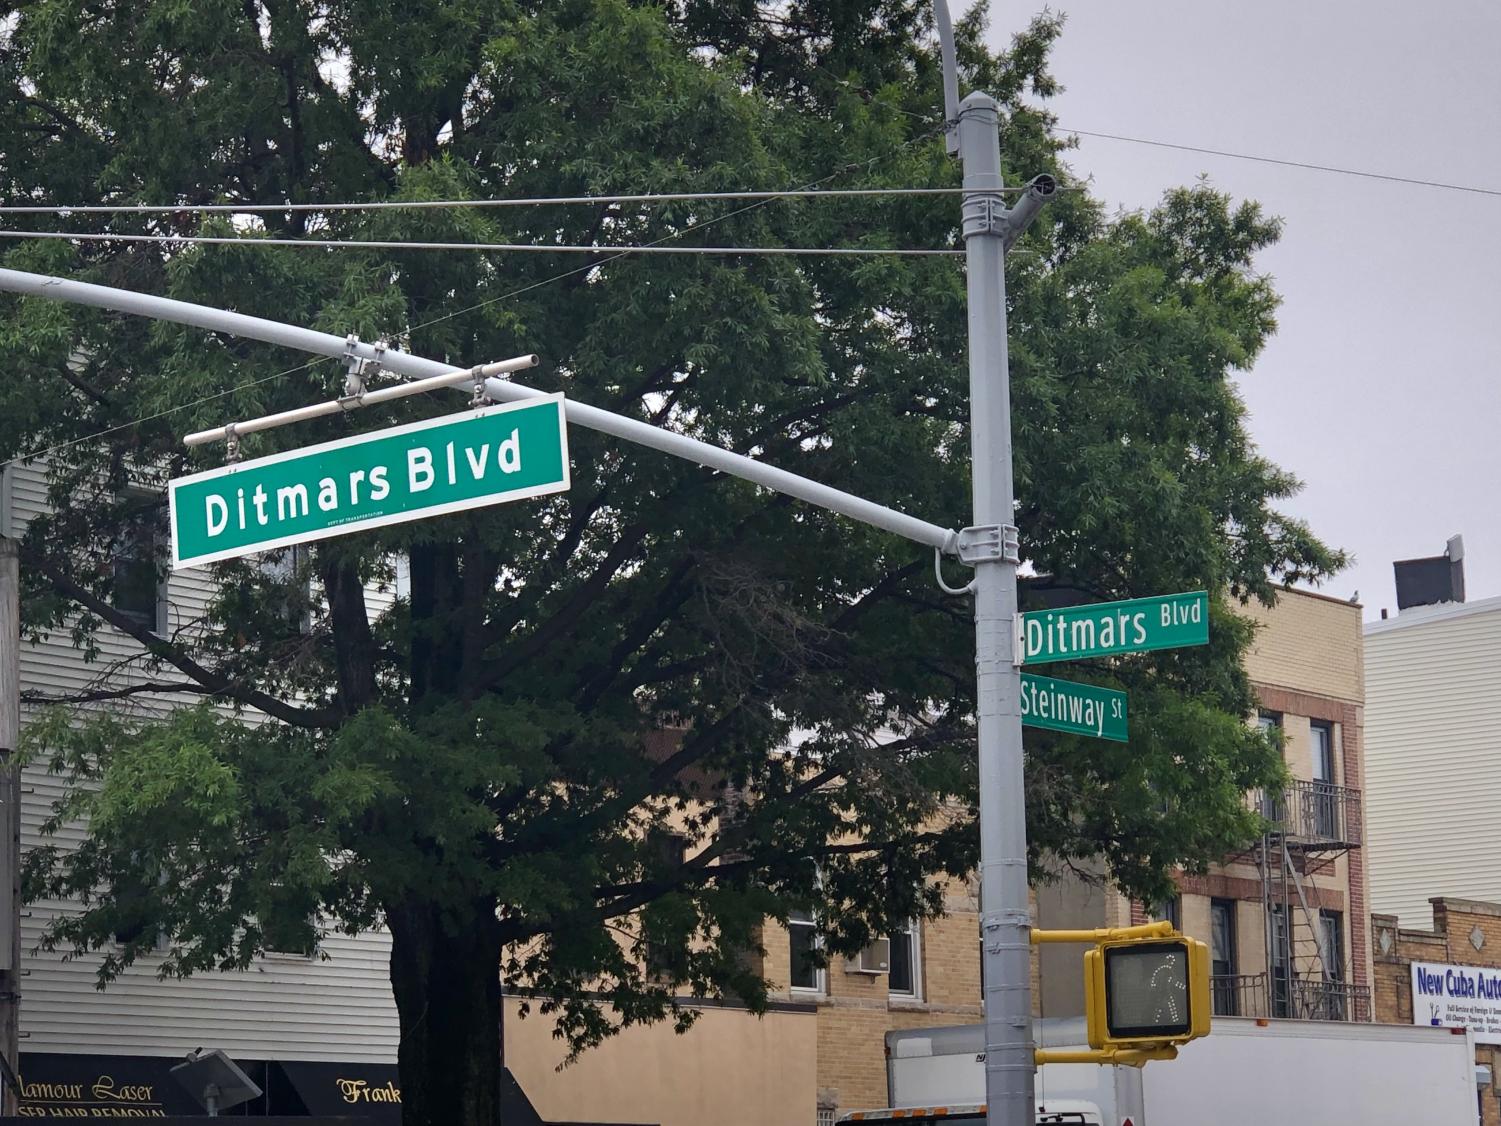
top-left (0, 2), bottom-right (1340, 1124)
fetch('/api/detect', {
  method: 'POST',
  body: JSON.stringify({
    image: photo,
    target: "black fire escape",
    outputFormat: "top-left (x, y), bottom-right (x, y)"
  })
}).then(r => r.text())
top-left (1213, 780), bottom-right (1370, 1022)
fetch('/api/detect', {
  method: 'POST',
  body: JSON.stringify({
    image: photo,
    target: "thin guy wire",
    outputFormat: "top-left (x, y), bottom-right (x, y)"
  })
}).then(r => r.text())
top-left (403, 124), bottom-right (955, 333)
top-left (0, 229), bottom-right (964, 256)
top-left (1060, 126), bottom-right (1501, 199)
top-left (6, 130), bottom-right (954, 467)
top-left (0, 186), bottom-right (1004, 216)
top-left (3, 356), bottom-right (333, 469)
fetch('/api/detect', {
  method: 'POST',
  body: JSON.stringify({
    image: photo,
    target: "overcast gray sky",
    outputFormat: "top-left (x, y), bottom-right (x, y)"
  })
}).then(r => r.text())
top-left (982, 0), bottom-right (1501, 618)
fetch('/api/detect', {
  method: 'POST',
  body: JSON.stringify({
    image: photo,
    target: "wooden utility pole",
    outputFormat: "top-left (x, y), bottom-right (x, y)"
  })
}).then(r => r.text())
top-left (0, 535), bottom-right (20, 1115)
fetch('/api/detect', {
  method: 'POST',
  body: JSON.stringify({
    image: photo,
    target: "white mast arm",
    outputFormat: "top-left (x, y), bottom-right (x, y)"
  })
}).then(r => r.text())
top-left (0, 267), bottom-right (959, 554)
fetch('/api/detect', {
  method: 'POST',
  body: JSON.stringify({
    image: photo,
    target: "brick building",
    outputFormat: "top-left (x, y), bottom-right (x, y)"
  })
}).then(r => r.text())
top-left (1038, 587), bottom-right (1374, 1025)
top-left (1372, 897), bottom-right (1501, 1126)
top-left (761, 870), bottom-right (986, 1120)
top-left (509, 588), bottom-right (1376, 1125)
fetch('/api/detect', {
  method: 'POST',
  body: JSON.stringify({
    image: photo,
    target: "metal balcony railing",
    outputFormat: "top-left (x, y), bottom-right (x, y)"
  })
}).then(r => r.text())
top-left (1253, 779), bottom-right (1362, 850)
top-left (1214, 972), bottom-right (1371, 1023)
top-left (1210, 973), bottom-right (1265, 1018)
top-left (1299, 977), bottom-right (1372, 1022)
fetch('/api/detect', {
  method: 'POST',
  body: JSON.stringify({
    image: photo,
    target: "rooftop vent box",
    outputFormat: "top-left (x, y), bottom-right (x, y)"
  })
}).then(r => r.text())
top-left (1394, 535), bottom-right (1465, 611)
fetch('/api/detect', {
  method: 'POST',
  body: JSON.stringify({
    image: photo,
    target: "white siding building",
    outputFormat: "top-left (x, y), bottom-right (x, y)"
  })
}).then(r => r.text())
top-left (2, 462), bottom-right (399, 1117)
top-left (1364, 595), bottom-right (1501, 929)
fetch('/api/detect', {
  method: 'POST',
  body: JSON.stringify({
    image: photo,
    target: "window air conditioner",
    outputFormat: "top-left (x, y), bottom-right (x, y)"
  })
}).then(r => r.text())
top-left (850, 938), bottom-right (891, 974)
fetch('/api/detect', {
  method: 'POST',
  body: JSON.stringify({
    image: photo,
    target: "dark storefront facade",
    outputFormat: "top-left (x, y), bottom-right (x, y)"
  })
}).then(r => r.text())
top-left (7, 1054), bottom-right (637, 1125)
top-left (11, 1054), bottom-right (402, 1120)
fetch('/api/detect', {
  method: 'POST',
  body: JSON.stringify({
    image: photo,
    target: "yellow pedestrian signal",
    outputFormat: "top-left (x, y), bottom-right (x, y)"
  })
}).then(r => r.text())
top-left (1032, 921), bottom-right (1211, 1066)
top-left (1085, 935), bottom-right (1211, 1050)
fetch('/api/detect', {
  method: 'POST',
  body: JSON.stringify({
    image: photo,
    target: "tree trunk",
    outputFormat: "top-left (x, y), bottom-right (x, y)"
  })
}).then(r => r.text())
top-left (387, 893), bottom-right (505, 1126)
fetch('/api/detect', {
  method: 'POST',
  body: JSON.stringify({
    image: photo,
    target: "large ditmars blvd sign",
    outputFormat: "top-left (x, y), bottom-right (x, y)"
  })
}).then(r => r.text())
top-left (1021, 590), bottom-right (1209, 665)
top-left (169, 396), bottom-right (570, 569)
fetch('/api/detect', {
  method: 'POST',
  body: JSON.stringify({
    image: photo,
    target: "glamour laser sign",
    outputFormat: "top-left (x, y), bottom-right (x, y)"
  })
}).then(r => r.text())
top-left (169, 396), bottom-right (569, 568)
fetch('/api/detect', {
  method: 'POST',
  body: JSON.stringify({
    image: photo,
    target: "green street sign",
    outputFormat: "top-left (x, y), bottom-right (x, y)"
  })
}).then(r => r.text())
top-left (170, 396), bottom-right (570, 569)
top-left (1021, 590), bottom-right (1209, 665)
top-left (1021, 673), bottom-right (1127, 742)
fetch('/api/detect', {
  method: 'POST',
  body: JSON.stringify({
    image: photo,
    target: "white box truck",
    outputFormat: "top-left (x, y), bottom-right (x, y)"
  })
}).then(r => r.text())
top-left (840, 1016), bottom-right (1483, 1126)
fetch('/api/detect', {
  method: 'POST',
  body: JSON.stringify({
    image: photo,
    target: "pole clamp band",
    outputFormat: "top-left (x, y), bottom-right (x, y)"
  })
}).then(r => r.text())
top-left (470, 366), bottom-right (491, 408)
top-left (962, 191), bottom-right (1008, 238)
top-left (958, 524), bottom-right (1019, 566)
top-left (341, 335), bottom-right (385, 408)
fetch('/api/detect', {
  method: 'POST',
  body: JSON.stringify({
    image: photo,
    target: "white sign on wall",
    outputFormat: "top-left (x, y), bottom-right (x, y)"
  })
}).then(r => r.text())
top-left (1411, 960), bottom-right (1501, 1044)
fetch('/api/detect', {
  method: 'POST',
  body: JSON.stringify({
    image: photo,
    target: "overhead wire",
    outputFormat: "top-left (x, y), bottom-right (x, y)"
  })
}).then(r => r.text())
top-left (0, 229), bottom-right (964, 256)
top-left (0, 186), bottom-right (992, 216)
top-left (4, 125), bottom-right (958, 468)
top-left (400, 121), bottom-right (956, 334)
top-left (1058, 126), bottom-right (1501, 199)
top-left (1, 356), bottom-right (336, 470)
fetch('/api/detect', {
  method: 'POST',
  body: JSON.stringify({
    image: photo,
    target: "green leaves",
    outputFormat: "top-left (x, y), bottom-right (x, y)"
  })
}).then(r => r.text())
top-left (2, 0), bottom-right (1342, 1086)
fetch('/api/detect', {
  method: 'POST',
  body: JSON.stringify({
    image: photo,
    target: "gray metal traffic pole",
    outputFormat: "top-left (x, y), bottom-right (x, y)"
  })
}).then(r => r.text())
top-left (957, 91), bottom-right (1035, 1126)
top-left (0, 536), bottom-right (20, 1116)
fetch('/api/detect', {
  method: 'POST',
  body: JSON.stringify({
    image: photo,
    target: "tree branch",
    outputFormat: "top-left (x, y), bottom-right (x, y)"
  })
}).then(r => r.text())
top-left (579, 831), bottom-right (950, 931)
top-left (21, 680), bottom-right (216, 706)
top-left (24, 548), bottom-right (341, 729)
top-left (53, 362), bottom-right (114, 408)
top-left (321, 551), bottom-right (378, 715)
top-left (476, 524), bottom-right (650, 691)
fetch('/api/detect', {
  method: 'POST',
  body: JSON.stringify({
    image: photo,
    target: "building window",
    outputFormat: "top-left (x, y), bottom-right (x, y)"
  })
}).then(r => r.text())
top-left (1210, 898), bottom-right (1238, 1016)
top-left (1270, 905), bottom-right (1290, 1018)
top-left (259, 881), bottom-right (321, 959)
top-left (1319, 909), bottom-right (1346, 1021)
top-left (1310, 721), bottom-right (1335, 783)
top-left (259, 544), bottom-right (314, 633)
top-left (643, 833), bottom-right (689, 979)
top-left (112, 860), bottom-right (168, 953)
top-left (888, 921), bottom-right (921, 999)
top-left (112, 495), bottom-right (166, 632)
top-left (262, 912), bottom-right (319, 959)
top-left (1310, 720), bottom-right (1339, 838)
top-left (1255, 712), bottom-right (1287, 822)
top-left (1319, 910), bottom-right (1345, 982)
top-left (1151, 894), bottom-right (1181, 931)
top-left (788, 907), bottom-right (824, 993)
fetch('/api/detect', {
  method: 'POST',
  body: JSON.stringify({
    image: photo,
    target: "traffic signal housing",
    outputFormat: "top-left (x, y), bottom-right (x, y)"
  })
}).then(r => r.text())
top-left (1085, 934), bottom-right (1211, 1051)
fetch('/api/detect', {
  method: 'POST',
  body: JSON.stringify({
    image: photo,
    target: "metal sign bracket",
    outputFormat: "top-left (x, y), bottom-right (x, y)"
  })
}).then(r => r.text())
top-left (957, 523), bottom-right (1020, 566)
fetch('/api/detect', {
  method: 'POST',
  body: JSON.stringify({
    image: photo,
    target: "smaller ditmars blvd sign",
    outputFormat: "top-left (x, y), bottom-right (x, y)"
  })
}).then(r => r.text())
top-left (170, 395), bottom-right (570, 569)
top-left (1412, 960), bottom-right (1501, 1044)
top-left (1020, 673), bottom-right (1127, 742)
top-left (1020, 590), bottom-right (1209, 666)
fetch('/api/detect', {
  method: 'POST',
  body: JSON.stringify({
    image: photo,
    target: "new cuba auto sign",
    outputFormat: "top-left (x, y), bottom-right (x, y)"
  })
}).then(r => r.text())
top-left (1411, 960), bottom-right (1501, 1044)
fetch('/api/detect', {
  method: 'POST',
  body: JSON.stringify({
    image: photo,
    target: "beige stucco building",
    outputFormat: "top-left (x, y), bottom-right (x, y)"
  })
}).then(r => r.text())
top-left (503, 872), bottom-right (983, 1125)
top-left (504, 999), bottom-right (818, 1126)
